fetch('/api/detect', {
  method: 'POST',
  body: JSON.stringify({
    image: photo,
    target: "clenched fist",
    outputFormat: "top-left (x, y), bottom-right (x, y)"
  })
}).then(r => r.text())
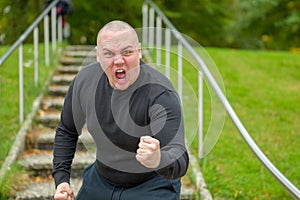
top-left (54, 182), bottom-right (74, 200)
top-left (136, 136), bottom-right (161, 168)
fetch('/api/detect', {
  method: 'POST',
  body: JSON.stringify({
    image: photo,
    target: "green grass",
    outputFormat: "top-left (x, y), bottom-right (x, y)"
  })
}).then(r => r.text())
top-left (0, 43), bottom-right (61, 197)
top-left (202, 48), bottom-right (300, 199)
top-left (148, 47), bottom-right (300, 199)
top-left (0, 162), bottom-right (28, 200)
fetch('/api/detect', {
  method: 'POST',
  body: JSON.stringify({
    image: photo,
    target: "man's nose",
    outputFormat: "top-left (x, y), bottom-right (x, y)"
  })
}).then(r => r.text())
top-left (113, 54), bottom-right (125, 64)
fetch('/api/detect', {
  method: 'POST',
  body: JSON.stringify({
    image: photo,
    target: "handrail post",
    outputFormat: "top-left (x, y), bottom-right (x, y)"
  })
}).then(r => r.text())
top-left (57, 15), bottom-right (63, 42)
top-left (142, 3), bottom-right (148, 46)
top-left (156, 16), bottom-right (162, 66)
top-left (18, 44), bottom-right (24, 123)
top-left (177, 41), bottom-right (183, 101)
top-left (198, 71), bottom-right (204, 157)
top-left (165, 28), bottom-right (171, 79)
top-left (149, 8), bottom-right (155, 49)
top-left (34, 27), bottom-right (39, 86)
top-left (51, 7), bottom-right (57, 52)
top-left (44, 15), bottom-right (50, 66)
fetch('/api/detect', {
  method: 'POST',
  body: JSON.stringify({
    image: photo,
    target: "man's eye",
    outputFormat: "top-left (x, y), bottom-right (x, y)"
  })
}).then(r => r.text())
top-left (103, 51), bottom-right (114, 58)
top-left (122, 50), bottom-right (134, 56)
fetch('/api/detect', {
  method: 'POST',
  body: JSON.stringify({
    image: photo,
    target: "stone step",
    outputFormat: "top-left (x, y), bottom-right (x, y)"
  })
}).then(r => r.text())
top-left (34, 131), bottom-right (95, 151)
top-left (18, 148), bottom-right (196, 199)
top-left (36, 112), bottom-right (60, 128)
top-left (47, 85), bottom-right (69, 96)
top-left (13, 177), bottom-right (195, 200)
top-left (12, 178), bottom-right (82, 200)
top-left (59, 56), bottom-right (84, 66)
top-left (60, 56), bottom-right (95, 66)
top-left (18, 151), bottom-right (95, 178)
top-left (63, 50), bottom-right (96, 58)
top-left (42, 97), bottom-right (65, 110)
top-left (52, 74), bottom-right (75, 85)
top-left (58, 65), bottom-right (81, 74)
top-left (65, 45), bottom-right (95, 51)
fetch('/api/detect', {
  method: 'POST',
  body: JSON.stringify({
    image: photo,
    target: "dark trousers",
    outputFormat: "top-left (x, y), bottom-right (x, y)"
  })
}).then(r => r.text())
top-left (76, 163), bottom-right (181, 200)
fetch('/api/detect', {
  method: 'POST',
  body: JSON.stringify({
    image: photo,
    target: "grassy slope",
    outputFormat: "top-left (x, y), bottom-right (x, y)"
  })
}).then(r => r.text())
top-left (0, 44), bottom-right (58, 168)
top-left (201, 48), bottom-right (300, 199)
top-left (0, 44), bottom-right (60, 198)
top-left (148, 47), bottom-right (299, 199)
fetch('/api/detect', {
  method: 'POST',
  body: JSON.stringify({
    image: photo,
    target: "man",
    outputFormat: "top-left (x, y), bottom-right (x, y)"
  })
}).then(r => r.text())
top-left (53, 20), bottom-right (189, 200)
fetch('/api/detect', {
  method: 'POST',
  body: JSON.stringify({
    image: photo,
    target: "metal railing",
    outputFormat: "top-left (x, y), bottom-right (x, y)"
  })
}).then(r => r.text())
top-left (0, 0), bottom-right (63, 123)
top-left (142, 0), bottom-right (300, 199)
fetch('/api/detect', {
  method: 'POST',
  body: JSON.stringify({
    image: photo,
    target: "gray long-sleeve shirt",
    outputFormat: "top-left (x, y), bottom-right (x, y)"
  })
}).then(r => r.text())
top-left (53, 61), bottom-right (189, 187)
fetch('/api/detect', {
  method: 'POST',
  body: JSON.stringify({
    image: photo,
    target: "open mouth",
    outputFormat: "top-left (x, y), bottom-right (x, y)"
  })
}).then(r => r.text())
top-left (115, 69), bottom-right (126, 80)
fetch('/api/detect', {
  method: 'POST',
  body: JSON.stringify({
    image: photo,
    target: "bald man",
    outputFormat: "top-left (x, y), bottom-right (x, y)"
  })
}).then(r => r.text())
top-left (53, 20), bottom-right (189, 200)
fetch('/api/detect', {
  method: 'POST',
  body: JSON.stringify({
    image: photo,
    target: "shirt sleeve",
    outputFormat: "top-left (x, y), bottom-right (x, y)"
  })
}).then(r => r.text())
top-left (52, 80), bottom-right (79, 187)
top-left (149, 90), bottom-right (189, 179)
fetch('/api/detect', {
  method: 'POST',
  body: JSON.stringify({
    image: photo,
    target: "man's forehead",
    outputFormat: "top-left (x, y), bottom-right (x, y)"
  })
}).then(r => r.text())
top-left (98, 29), bottom-right (138, 46)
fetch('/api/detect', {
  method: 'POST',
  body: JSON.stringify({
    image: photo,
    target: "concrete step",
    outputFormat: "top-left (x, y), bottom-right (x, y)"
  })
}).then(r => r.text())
top-left (47, 85), bottom-right (69, 96)
top-left (65, 45), bottom-right (95, 51)
top-left (36, 112), bottom-right (60, 128)
top-left (12, 178), bottom-right (82, 200)
top-left (18, 148), bottom-right (196, 199)
top-left (18, 151), bottom-right (95, 178)
top-left (52, 74), bottom-right (75, 85)
top-left (34, 131), bottom-right (94, 151)
top-left (42, 97), bottom-right (65, 110)
top-left (58, 65), bottom-right (81, 74)
top-left (63, 50), bottom-right (96, 58)
top-left (60, 56), bottom-right (95, 66)
top-left (12, 177), bottom-right (195, 200)
top-left (59, 56), bottom-right (83, 66)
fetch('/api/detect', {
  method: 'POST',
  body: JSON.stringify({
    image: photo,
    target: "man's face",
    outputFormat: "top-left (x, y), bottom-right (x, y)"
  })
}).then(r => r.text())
top-left (96, 30), bottom-right (141, 91)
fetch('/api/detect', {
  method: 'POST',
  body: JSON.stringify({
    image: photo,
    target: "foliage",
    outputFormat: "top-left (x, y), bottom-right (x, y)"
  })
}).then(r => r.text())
top-left (66, 0), bottom-right (143, 45)
top-left (228, 0), bottom-right (300, 49)
top-left (0, 0), bottom-right (41, 45)
top-left (1, 0), bottom-right (300, 50)
top-left (154, 0), bottom-right (232, 47)
top-left (155, 0), bottom-right (300, 50)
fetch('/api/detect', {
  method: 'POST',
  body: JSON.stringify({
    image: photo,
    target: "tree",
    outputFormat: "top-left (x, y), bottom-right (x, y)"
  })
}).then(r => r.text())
top-left (67, 0), bottom-right (142, 44)
top-left (1, 0), bottom-right (300, 49)
top-left (155, 0), bottom-right (232, 47)
top-left (225, 0), bottom-right (300, 49)
top-left (0, 0), bottom-right (41, 45)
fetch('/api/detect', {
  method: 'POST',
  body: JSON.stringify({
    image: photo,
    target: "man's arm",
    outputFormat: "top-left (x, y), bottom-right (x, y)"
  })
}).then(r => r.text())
top-left (137, 90), bottom-right (189, 179)
top-left (52, 80), bottom-right (79, 187)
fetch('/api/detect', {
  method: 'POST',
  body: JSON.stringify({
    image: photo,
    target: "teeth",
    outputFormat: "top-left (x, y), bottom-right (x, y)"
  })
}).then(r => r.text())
top-left (116, 69), bottom-right (126, 79)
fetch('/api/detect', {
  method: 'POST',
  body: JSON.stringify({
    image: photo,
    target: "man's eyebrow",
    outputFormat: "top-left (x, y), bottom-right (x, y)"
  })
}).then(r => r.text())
top-left (101, 45), bottom-right (134, 51)
top-left (122, 45), bottom-right (135, 50)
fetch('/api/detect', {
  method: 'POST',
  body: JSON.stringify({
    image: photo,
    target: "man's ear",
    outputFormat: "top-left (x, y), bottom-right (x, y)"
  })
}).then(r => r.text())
top-left (138, 43), bottom-right (142, 59)
top-left (95, 46), bottom-right (101, 63)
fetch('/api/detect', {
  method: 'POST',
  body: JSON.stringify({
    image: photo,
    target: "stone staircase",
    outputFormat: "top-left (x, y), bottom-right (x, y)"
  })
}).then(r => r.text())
top-left (11, 45), bottom-right (197, 200)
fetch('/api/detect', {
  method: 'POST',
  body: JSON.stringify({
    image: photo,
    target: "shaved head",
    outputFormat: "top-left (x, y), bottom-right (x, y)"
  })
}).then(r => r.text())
top-left (97, 20), bottom-right (139, 47)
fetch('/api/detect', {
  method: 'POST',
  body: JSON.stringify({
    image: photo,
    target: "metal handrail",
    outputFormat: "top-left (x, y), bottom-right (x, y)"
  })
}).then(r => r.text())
top-left (143, 0), bottom-right (300, 199)
top-left (0, 0), bottom-right (62, 123)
